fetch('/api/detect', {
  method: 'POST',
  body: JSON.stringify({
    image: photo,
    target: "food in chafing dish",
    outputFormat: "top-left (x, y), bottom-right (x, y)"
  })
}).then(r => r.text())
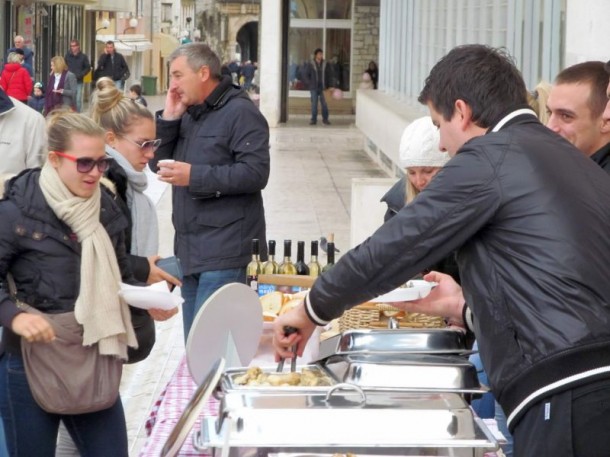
top-left (233, 366), bottom-right (333, 387)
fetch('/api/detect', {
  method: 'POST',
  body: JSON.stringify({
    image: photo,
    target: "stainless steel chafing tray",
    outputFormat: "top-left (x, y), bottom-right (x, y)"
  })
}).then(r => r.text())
top-left (318, 328), bottom-right (469, 360)
top-left (194, 386), bottom-right (498, 457)
top-left (322, 353), bottom-right (486, 395)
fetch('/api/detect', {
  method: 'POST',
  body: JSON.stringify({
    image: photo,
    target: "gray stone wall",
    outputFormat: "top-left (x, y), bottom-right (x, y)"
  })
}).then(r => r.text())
top-left (352, 1), bottom-right (380, 108)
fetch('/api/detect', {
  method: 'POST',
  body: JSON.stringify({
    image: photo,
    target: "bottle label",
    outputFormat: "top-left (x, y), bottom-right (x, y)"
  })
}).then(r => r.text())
top-left (247, 276), bottom-right (258, 291)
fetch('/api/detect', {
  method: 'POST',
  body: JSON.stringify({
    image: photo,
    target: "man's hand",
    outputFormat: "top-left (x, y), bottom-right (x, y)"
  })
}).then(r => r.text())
top-left (392, 271), bottom-right (466, 326)
top-left (272, 299), bottom-right (317, 360)
top-left (156, 160), bottom-right (191, 187)
top-left (11, 313), bottom-right (55, 343)
top-left (146, 255), bottom-right (182, 289)
top-left (162, 87), bottom-right (188, 120)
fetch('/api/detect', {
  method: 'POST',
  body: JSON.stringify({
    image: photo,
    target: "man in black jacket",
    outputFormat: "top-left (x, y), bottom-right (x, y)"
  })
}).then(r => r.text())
top-left (94, 41), bottom-right (130, 90)
top-left (150, 43), bottom-right (269, 340)
top-left (547, 61), bottom-right (610, 173)
top-left (303, 48), bottom-right (331, 125)
top-left (274, 45), bottom-right (610, 457)
top-left (64, 40), bottom-right (91, 112)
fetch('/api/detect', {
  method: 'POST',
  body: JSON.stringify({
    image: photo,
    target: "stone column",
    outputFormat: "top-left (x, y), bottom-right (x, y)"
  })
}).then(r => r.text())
top-left (259, 0), bottom-right (282, 127)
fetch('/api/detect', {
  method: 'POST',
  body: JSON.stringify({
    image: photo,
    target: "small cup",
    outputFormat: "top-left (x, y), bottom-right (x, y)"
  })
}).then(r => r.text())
top-left (157, 159), bottom-right (175, 170)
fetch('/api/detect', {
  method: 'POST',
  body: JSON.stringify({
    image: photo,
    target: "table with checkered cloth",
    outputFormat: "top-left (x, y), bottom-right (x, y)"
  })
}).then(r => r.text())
top-left (139, 356), bottom-right (219, 456)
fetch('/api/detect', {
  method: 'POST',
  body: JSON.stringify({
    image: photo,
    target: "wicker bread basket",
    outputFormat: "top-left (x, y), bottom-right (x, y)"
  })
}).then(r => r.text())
top-left (338, 302), bottom-right (444, 332)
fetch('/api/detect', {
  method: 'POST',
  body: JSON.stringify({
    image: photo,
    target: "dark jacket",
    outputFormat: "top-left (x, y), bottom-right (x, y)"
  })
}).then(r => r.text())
top-left (27, 95), bottom-right (45, 113)
top-left (381, 176), bottom-right (460, 284)
top-left (152, 76), bottom-right (269, 275)
top-left (104, 160), bottom-right (151, 282)
top-left (64, 51), bottom-right (91, 83)
top-left (95, 52), bottom-right (130, 83)
top-left (590, 142), bottom-right (610, 174)
top-left (0, 168), bottom-right (134, 353)
top-left (306, 109), bottom-right (610, 431)
top-left (303, 59), bottom-right (330, 91)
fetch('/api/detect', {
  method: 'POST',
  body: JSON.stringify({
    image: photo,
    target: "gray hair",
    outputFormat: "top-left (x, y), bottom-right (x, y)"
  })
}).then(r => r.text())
top-left (7, 52), bottom-right (22, 64)
top-left (168, 43), bottom-right (221, 80)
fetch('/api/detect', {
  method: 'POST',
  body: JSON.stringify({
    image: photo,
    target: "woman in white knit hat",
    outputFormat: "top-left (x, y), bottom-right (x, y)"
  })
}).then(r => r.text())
top-left (381, 116), bottom-right (450, 219)
top-left (380, 116), bottom-right (457, 281)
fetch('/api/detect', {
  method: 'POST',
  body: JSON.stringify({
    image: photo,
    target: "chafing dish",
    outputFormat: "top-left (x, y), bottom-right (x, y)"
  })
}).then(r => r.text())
top-left (322, 353), bottom-right (485, 395)
top-left (194, 386), bottom-right (498, 456)
top-left (318, 328), bottom-right (469, 360)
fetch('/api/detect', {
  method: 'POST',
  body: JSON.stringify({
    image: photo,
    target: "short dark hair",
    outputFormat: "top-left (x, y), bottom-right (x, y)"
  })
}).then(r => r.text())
top-left (129, 84), bottom-right (142, 96)
top-left (418, 45), bottom-right (528, 128)
top-left (106, 40), bottom-right (115, 46)
top-left (554, 61), bottom-right (609, 118)
top-left (313, 48), bottom-right (323, 56)
top-left (606, 60), bottom-right (610, 75)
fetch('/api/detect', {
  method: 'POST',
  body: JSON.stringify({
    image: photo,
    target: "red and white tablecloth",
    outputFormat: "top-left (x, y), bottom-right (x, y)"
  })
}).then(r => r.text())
top-left (139, 356), bottom-right (218, 456)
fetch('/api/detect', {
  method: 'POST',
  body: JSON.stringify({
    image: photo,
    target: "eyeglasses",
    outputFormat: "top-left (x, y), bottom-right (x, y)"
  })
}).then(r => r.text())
top-left (122, 137), bottom-right (162, 151)
top-left (54, 151), bottom-right (113, 173)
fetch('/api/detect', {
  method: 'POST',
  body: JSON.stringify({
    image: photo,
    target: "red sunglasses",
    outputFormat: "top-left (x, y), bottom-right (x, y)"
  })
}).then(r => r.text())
top-left (54, 151), bottom-right (113, 173)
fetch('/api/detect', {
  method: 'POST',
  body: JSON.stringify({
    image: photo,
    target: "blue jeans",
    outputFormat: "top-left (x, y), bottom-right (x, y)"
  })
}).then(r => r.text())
top-left (181, 267), bottom-right (247, 341)
top-left (75, 82), bottom-right (84, 112)
top-left (310, 89), bottom-right (329, 123)
top-left (114, 80), bottom-right (124, 91)
top-left (0, 353), bottom-right (128, 457)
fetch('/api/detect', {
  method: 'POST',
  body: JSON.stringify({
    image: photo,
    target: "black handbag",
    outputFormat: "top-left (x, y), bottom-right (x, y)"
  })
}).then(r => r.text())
top-left (126, 306), bottom-right (156, 364)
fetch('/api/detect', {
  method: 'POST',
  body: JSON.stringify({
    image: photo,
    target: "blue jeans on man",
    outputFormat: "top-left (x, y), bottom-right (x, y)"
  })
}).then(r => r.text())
top-left (0, 353), bottom-right (128, 456)
top-left (309, 88), bottom-right (329, 125)
top-left (114, 80), bottom-right (124, 91)
top-left (181, 267), bottom-right (247, 341)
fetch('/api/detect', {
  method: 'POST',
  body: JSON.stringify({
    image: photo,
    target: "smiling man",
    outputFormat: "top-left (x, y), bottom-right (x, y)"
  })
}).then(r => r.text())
top-left (274, 44), bottom-right (610, 457)
top-left (150, 43), bottom-right (269, 340)
top-left (546, 61), bottom-right (610, 171)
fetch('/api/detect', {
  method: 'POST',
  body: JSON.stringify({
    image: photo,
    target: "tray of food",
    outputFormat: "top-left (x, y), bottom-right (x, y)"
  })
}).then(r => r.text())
top-left (317, 328), bottom-right (469, 360)
top-left (218, 365), bottom-right (336, 394)
top-left (321, 353), bottom-right (485, 395)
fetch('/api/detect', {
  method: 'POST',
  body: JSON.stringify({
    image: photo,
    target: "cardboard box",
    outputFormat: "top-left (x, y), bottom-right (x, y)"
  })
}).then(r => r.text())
top-left (256, 274), bottom-right (316, 297)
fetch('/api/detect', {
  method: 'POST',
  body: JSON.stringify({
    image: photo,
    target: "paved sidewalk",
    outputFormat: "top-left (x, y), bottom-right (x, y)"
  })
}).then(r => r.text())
top-left (121, 95), bottom-right (390, 455)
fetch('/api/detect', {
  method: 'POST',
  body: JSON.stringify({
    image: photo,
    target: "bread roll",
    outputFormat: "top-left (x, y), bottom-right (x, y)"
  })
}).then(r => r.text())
top-left (279, 297), bottom-right (302, 315)
top-left (260, 291), bottom-right (283, 315)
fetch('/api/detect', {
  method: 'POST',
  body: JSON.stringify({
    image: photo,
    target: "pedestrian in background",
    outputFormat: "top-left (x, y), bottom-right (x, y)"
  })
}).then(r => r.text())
top-left (0, 51), bottom-right (32, 103)
top-left (44, 56), bottom-right (77, 115)
top-left (27, 82), bottom-right (45, 113)
top-left (5, 36), bottom-right (33, 78)
top-left (64, 39), bottom-right (91, 112)
top-left (94, 41), bottom-right (130, 90)
top-left (303, 48), bottom-right (331, 125)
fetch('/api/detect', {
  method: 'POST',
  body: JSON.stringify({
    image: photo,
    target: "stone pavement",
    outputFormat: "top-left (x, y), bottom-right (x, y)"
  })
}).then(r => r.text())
top-left (121, 95), bottom-right (390, 455)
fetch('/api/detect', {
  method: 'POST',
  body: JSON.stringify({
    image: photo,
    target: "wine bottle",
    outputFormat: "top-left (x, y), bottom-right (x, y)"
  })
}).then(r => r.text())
top-left (246, 238), bottom-right (262, 290)
top-left (279, 240), bottom-right (297, 275)
top-left (295, 241), bottom-right (310, 275)
top-left (262, 240), bottom-right (279, 274)
top-left (307, 240), bottom-right (321, 277)
top-left (322, 240), bottom-right (335, 273)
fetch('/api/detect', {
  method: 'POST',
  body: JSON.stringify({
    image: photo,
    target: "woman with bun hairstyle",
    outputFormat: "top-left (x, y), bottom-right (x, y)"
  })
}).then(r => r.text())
top-left (89, 77), bottom-right (181, 294)
top-left (44, 56), bottom-right (77, 115)
top-left (0, 111), bottom-right (137, 456)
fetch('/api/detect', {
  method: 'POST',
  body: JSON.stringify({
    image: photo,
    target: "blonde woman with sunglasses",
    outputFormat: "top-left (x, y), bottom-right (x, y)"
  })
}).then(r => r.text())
top-left (0, 111), bottom-right (136, 456)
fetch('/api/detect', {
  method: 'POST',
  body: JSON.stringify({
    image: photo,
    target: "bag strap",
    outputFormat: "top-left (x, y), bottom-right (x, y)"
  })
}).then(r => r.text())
top-left (6, 273), bottom-right (35, 313)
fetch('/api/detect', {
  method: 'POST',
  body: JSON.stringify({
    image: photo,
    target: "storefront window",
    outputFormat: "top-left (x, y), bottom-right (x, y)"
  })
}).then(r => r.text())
top-left (288, 0), bottom-right (352, 94)
top-left (290, 0), bottom-right (324, 19)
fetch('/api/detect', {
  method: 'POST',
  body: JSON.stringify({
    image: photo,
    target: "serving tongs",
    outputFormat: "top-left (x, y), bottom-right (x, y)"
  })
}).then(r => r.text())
top-left (276, 326), bottom-right (298, 372)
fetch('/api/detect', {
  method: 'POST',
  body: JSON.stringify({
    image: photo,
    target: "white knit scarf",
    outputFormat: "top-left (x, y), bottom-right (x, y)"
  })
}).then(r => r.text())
top-left (39, 162), bottom-right (137, 359)
top-left (105, 145), bottom-right (158, 256)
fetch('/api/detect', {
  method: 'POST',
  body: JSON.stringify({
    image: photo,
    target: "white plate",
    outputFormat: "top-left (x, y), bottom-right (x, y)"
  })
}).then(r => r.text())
top-left (118, 281), bottom-right (184, 310)
top-left (371, 280), bottom-right (437, 303)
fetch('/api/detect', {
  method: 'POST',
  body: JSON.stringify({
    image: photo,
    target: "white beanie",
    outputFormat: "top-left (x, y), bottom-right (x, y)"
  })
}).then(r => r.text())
top-left (399, 116), bottom-right (450, 168)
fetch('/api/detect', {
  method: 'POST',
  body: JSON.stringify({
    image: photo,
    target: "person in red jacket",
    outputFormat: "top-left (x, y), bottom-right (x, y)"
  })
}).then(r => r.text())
top-left (0, 51), bottom-right (32, 103)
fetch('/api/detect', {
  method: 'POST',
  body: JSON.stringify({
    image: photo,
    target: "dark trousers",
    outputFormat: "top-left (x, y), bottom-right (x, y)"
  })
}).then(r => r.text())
top-left (0, 353), bottom-right (128, 457)
top-left (309, 88), bottom-right (329, 122)
top-left (512, 377), bottom-right (610, 457)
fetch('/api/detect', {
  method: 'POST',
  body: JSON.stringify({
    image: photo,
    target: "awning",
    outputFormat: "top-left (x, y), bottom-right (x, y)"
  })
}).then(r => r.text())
top-left (96, 34), bottom-right (152, 56)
